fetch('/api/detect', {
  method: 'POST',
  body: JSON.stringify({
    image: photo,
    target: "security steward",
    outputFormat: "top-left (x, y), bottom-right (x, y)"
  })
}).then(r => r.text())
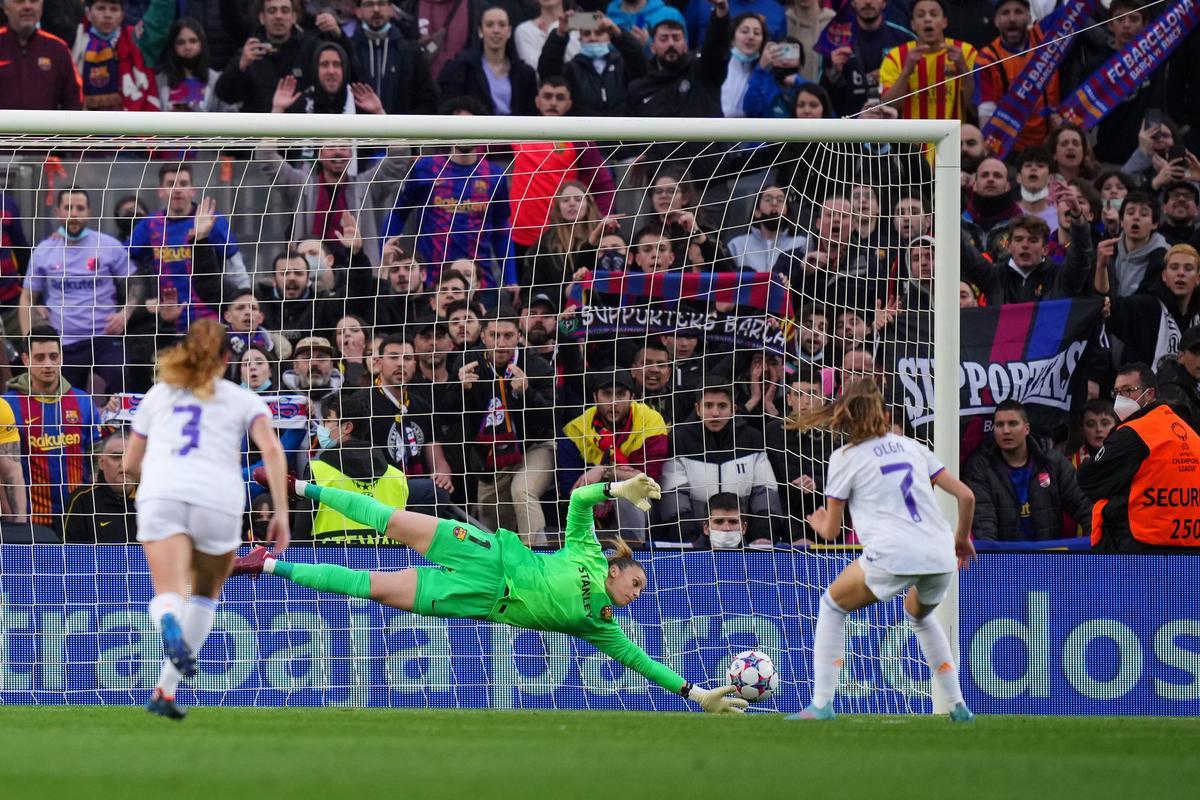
top-left (293, 390), bottom-right (409, 544)
top-left (1078, 400), bottom-right (1200, 552)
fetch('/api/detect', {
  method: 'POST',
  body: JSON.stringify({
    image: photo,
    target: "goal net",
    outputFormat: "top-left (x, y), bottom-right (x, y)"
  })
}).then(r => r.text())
top-left (0, 112), bottom-right (959, 712)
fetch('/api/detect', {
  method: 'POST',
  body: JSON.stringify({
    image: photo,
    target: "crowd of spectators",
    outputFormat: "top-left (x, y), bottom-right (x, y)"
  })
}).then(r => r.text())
top-left (0, 0), bottom-right (1198, 553)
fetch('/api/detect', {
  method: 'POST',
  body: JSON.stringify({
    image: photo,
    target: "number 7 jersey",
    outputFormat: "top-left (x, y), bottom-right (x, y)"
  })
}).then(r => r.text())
top-left (824, 433), bottom-right (957, 575)
top-left (131, 379), bottom-right (271, 511)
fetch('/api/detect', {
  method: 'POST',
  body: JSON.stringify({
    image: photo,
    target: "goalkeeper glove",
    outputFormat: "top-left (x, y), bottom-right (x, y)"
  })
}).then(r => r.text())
top-left (607, 474), bottom-right (662, 512)
top-left (685, 684), bottom-right (749, 714)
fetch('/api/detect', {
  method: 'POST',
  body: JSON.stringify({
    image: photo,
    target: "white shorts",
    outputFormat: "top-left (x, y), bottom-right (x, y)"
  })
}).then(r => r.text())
top-left (136, 499), bottom-right (243, 556)
top-left (858, 557), bottom-right (953, 606)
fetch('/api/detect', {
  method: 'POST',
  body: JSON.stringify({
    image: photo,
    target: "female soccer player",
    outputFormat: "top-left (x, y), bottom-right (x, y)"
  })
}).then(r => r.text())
top-left (788, 380), bottom-right (977, 721)
top-left (124, 320), bottom-right (291, 720)
top-left (234, 472), bottom-right (747, 713)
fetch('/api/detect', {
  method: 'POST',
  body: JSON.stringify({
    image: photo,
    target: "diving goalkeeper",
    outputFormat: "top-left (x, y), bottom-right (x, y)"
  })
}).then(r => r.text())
top-left (236, 471), bottom-right (747, 713)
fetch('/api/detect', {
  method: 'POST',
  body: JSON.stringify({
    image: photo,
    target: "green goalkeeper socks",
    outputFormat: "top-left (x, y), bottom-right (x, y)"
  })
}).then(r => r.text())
top-left (271, 561), bottom-right (372, 600)
top-left (304, 483), bottom-right (395, 534)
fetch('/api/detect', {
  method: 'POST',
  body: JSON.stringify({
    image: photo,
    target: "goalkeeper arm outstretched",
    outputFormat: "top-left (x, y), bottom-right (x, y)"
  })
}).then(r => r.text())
top-left (239, 471), bottom-right (748, 713)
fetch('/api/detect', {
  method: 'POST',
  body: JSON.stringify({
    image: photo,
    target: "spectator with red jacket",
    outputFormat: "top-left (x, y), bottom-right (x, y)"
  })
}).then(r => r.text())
top-left (508, 77), bottom-right (617, 256)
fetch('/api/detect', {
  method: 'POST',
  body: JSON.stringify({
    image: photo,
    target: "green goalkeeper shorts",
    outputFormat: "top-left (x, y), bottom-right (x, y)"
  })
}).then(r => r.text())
top-left (413, 519), bottom-right (507, 620)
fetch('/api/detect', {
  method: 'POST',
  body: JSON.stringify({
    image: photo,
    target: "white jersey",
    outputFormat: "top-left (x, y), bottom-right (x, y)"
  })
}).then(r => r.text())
top-left (132, 379), bottom-right (271, 512)
top-left (824, 433), bottom-right (956, 575)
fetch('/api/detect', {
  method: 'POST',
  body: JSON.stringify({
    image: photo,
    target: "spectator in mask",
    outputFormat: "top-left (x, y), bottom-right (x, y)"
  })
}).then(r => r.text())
top-left (727, 185), bottom-right (806, 272)
top-left (539, 11), bottom-right (646, 117)
top-left (693, 492), bottom-right (751, 550)
top-left (1078, 394), bottom-right (1200, 552)
top-left (346, 0), bottom-right (437, 115)
top-left (293, 389), bottom-right (409, 545)
top-left (1112, 363), bottom-right (1157, 423)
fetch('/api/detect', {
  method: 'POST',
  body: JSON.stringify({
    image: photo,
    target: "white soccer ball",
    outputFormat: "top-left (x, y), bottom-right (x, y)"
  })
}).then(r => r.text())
top-left (727, 649), bottom-right (779, 702)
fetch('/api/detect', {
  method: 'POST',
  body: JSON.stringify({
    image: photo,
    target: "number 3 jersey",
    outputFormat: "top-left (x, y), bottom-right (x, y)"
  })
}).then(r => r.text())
top-left (132, 379), bottom-right (270, 510)
top-left (825, 433), bottom-right (956, 575)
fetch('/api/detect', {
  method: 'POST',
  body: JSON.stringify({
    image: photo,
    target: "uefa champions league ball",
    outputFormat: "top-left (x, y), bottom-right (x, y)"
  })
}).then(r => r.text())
top-left (727, 649), bottom-right (779, 702)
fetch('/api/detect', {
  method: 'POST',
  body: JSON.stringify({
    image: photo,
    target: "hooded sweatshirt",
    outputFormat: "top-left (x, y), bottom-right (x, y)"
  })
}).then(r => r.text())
top-left (289, 41), bottom-right (355, 115)
top-left (1113, 232), bottom-right (1169, 298)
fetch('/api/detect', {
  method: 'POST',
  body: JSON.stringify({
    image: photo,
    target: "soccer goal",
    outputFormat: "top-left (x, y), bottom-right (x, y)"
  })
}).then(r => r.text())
top-left (0, 110), bottom-right (959, 713)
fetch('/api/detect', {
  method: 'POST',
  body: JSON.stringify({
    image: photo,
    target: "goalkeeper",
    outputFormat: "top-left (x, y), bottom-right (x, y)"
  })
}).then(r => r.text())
top-left (236, 471), bottom-right (747, 713)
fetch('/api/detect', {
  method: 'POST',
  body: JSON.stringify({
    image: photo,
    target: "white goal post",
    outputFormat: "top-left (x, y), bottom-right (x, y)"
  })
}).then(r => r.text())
top-left (0, 110), bottom-right (960, 713)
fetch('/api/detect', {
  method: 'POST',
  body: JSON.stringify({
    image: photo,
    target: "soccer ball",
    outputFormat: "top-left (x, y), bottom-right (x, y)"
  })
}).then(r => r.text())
top-left (727, 649), bottom-right (779, 702)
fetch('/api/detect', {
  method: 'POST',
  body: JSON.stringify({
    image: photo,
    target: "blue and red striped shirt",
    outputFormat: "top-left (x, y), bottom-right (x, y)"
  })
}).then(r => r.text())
top-left (4, 383), bottom-right (102, 526)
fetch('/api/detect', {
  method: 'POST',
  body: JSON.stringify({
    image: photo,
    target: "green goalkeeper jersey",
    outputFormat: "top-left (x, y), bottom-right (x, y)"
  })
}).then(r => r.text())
top-left (485, 483), bottom-right (687, 694)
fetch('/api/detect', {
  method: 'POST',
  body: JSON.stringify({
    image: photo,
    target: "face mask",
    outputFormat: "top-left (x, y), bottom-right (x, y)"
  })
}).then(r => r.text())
top-left (366, 21), bottom-right (392, 36)
top-left (597, 249), bottom-right (626, 272)
top-left (730, 48), bottom-right (759, 64)
top-left (88, 25), bottom-right (119, 45)
top-left (251, 518), bottom-right (271, 542)
top-left (755, 212), bottom-right (783, 232)
top-left (304, 254), bottom-right (322, 275)
top-left (1113, 393), bottom-right (1144, 421)
top-left (115, 215), bottom-right (136, 240)
top-left (1021, 185), bottom-right (1050, 203)
top-left (243, 377), bottom-right (271, 393)
top-left (315, 424), bottom-right (337, 450)
top-left (580, 42), bottom-right (609, 60)
top-left (709, 529), bottom-right (743, 549)
top-left (57, 225), bottom-right (88, 242)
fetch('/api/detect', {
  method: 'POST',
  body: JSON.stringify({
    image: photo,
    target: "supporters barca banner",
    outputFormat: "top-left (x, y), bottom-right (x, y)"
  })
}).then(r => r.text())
top-left (895, 298), bottom-right (1101, 435)
top-left (981, 0), bottom-right (1099, 157)
top-left (1058, 0), bottom-right (1200, 130)
top-left (569, 305), bottom-right (789, 353)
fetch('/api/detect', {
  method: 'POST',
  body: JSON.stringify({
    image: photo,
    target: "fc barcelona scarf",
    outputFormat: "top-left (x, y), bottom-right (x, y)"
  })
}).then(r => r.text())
top-left (981, 0), bottom-right (1098, 158)
top-left (475, 370), bottom-right (524, 471)
top-left (1058, 0), bottom-right (1200, 131)
top-left (79, 26), bottom-right (161, 112)
top-left (813, 0), bottom-right (855, 57)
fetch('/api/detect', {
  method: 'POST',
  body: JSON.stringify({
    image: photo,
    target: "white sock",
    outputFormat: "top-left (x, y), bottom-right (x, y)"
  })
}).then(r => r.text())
top-left (156, 596), bottom-right (220, 696)
top-left (810, 592), bottom-right (848, 707)
top-left (907, 612), bottom-right (965, 707)
top-left (264, 557), bottom-right (277, 574)
top-left (147, 592), bottom-right (185, 632)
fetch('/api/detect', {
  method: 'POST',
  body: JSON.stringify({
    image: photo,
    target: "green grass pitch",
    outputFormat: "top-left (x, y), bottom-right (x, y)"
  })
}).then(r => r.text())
top-left (2, 707), bottom-right (1197, 799)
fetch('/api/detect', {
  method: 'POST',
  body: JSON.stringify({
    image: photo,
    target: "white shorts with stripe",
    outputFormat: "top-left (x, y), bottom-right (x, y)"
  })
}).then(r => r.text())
top-left (136, 499), bottom-right (242, 556)
top-left (858, 556), bottom-right (953, 606)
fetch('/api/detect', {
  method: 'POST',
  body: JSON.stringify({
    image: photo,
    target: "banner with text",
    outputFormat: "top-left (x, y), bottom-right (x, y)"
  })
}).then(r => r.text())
top-left (1058, 0), bottom-right (1200, 131)
top-left (0, 546), bottom-right (1195, 715)
top-left (981, 0), bottom-right (1099, 157)
top-left (568, 305), bottom-right (790, 353)
top-left (894, 298), bottom-right (1101, 436)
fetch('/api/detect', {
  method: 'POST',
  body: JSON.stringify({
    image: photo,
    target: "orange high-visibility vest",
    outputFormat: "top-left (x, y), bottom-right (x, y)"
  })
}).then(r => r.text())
top-left (1092, 406), bottom-right (1200, 546)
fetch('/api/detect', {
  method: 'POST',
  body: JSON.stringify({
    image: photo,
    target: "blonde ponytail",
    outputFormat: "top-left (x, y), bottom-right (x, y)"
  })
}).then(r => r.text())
top-left (605, 536), bottom-right (640, 572)
top-left (788, 377), bottom-right (889, 444)
top-left (157, 318), bottom-right (228, 400)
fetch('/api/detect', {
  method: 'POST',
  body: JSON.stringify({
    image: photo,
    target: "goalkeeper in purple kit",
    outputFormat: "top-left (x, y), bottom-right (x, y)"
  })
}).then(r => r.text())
top-left (236, 471), bottom-right (746, 713)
